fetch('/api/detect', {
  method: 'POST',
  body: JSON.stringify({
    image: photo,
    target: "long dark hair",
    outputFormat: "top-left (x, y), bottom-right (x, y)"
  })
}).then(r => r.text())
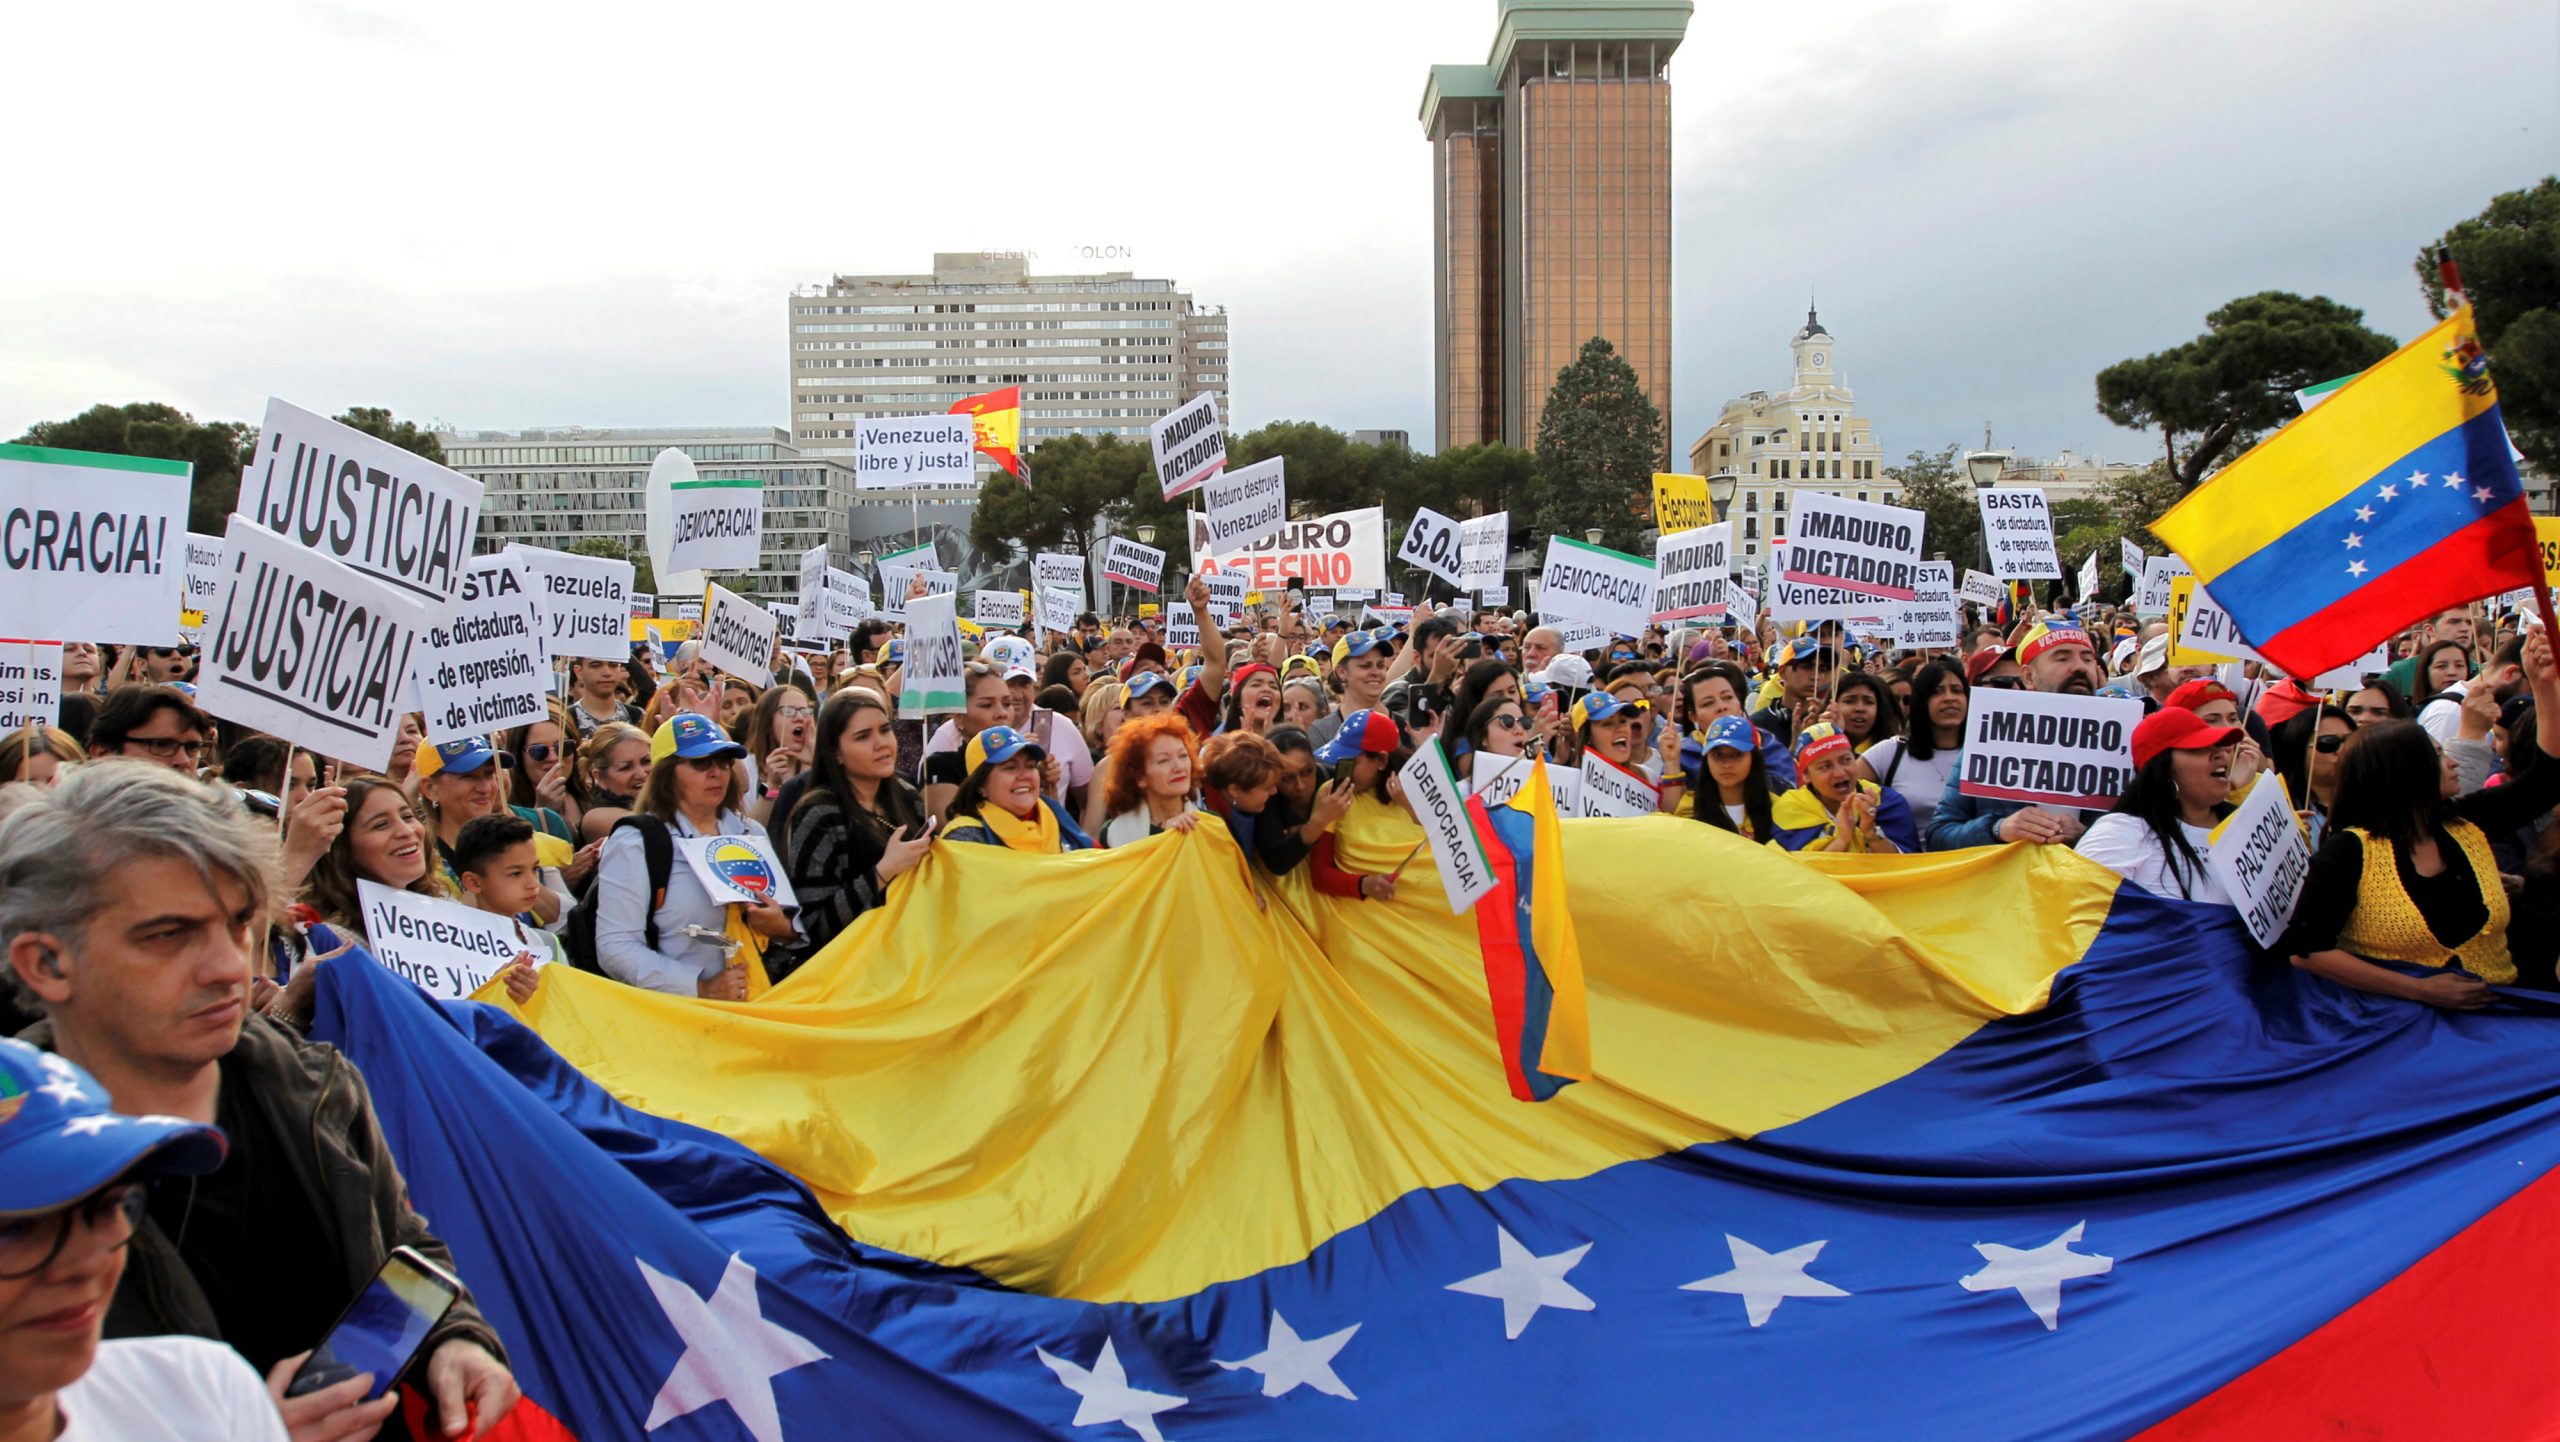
top-left (1831, 671), bottom-right (1903, 750)
top-left (1448, 658), bottom-right (1519, 739)
top-left (2410, 639), bottom-right (2472, 710)
top-left (2270, 703), bottom-right (2353, 812)
top-left (2104, 749), bottom-right (2227, 899)
top-left (1901, 659), bottom-right (1968, 761)
top-left (810, 687), bottom-right (924, 840)
top-left (1690, 740), bottom-right (1775, 840)
top-left (2330, 720), bottom-right (2453, 850)
top-left (1462, 692), bottom-right (1529, 758)
top-left (1679, 661), bottom-right (1752, 730)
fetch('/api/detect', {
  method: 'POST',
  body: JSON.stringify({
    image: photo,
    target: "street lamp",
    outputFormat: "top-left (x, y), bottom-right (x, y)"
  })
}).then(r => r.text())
top-left (854, 548), bottom-right (874, 569)
top-left (1964, 450), bottom-right (2011, 489)
top-left (1583, 527), bottom-right (1606, 545)
top-left (1707, 470), bottom-right (1741, 523)
top-left (1136, 524), bottom-right (1157, 545)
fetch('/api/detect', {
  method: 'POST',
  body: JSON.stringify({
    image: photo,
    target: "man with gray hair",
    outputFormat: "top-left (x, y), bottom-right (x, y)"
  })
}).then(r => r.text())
top-left (2, 764), bottom-right (518, 1441)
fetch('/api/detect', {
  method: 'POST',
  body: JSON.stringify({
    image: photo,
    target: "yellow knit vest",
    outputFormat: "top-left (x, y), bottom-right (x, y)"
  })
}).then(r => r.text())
top-left (2336, 821), bottom-right (2513, 984)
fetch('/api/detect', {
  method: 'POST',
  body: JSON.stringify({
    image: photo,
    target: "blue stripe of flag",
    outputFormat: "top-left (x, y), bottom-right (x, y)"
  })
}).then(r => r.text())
top-left (1486, 805), bottom-right (1573, 1102)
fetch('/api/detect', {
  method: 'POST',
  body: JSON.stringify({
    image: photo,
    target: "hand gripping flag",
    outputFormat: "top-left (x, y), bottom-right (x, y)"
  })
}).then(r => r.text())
top-left (2152, 305), bottom-right (2538, 678)
top-left (1468, 761), bottom-right (1590, 1101)
top-left (950, 386), bottom-right (1025, 479)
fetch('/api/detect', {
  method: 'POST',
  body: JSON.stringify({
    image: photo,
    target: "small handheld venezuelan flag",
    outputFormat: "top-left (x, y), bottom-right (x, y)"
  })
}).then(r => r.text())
top-left (2152, 301), bottom-right (2537, 679)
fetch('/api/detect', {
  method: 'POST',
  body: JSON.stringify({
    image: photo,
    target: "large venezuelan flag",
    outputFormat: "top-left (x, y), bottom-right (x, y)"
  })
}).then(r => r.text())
top-left (2152, 305), bottom-right (2538, 678)
top-left (332, 810), bottom-right (2560, 1439)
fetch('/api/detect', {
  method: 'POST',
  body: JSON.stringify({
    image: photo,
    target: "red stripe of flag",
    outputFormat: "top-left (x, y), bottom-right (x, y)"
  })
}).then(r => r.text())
top-left (2260, 499), bottom-right (2542, 679)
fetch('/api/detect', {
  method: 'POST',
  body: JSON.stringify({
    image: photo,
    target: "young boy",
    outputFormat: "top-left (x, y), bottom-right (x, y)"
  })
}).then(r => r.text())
top-left (451, 812), bottom-right (558, 1002)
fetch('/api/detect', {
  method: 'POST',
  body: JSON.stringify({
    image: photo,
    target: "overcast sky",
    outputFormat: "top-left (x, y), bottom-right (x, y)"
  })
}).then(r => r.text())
top-left (3, 0), bottom-right (2552, 468)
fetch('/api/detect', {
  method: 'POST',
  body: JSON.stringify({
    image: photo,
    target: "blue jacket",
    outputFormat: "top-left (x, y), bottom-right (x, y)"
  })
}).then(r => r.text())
top-left (1921, 748), bottom-right (2103, 852)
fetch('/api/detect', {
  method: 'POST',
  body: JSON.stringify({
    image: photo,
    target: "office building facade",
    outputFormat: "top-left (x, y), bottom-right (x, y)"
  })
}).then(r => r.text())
top-left (1422, 1), bottom-right (1688, 460)
top-left (1686, 310), bottom-right (1891, 564)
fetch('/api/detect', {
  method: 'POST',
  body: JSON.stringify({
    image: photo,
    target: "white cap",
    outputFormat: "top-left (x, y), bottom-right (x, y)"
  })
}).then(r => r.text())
top-left (2134, 632), bottom-right (2170, 677)
top-left (1534, 654), bottom-right (1594, 689)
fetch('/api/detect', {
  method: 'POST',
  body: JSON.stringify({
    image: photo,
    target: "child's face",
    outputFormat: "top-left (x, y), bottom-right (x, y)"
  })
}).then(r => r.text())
top-left (463, 840), bottom-right (543, 916)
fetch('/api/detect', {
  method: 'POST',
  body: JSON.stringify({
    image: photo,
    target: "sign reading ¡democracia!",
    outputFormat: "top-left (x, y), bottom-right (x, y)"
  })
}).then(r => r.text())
top-left (0, 443), bottom-right (192, 645)
top-left (1150, 392), bottom-right (1226, 499)
top-left (1535, 535), bottom-right (1655, 640)
top-left (1976, 486), bottom-right (2061, 581)
top-left (855, 415), bottom-right (976, 491)
top-left (240, 399), bottom-right (483, 606)
top-left (1399, 740), bottom-right (1498, 914)
top-left (1956, 687), bottom-right (2142, 811)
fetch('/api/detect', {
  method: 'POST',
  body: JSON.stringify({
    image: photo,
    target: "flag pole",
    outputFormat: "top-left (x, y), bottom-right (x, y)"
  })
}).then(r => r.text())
top-left (2443, 246), bottom-right (2560, 643)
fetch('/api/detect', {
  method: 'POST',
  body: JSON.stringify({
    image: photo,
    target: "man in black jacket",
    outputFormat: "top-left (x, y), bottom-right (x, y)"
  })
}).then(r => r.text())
top-left (2, 763), bottom-right (517, 1441)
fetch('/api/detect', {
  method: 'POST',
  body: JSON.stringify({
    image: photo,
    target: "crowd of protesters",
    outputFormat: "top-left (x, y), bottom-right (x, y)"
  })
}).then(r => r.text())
top-left (4, 561), bottom-right (2558, 1438)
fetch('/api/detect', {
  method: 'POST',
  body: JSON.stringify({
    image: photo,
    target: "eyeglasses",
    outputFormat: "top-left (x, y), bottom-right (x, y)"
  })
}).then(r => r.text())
top-left (0, 1182), bottom-right (146, 1280)
top-left (142, 646), bottom-right (194, 659)
top-left (123, 736), bottom-right (205, 760)
top-left (777, 705), bottom-right (814, 719)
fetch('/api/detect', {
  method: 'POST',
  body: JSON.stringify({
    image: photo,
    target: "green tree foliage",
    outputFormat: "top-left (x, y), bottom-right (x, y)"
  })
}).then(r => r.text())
top-left (968, 433), bottom-right (1154, 565)
top-left (2095, 292), bottom-right (2397, 492)
top-left (1884, 444), bottom-right (1979, 565)
top-left (563, 535), bottom-right (655, 593)
top-left (12, 402), bottom-right (254, 534)
top-left (1532, 337), bottom-right (1667, 553)
top-left (2418, 177), bottom-right (2560, 475)
top-left (333, 406), bottom-right (446, 465)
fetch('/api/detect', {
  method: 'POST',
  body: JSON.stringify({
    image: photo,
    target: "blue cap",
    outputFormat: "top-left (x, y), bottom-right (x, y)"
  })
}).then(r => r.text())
top-left (0, 1038), bottom-right (226, 1214)
top-left (416, 735), bottom-right (500, 779)
top-left (1571, 691), bottom-right (1646, 729)
top-left (650, 712), bottom-right (749, 764)
top-left (1774, 638), bottom-right (1835, 667)
top-left (885, 639), bottom-right (907, 664)
top-left (1701, 714), bottom-right (1759, 756)
top-left (1126, 670), bottom-right (1175, 699)
top-left (1332, 632), bottom-right (1385, 664)
top-left (964, 724), bottom-right (1045, 773)
top-left (1522, 679), bottom-right (1554, 706)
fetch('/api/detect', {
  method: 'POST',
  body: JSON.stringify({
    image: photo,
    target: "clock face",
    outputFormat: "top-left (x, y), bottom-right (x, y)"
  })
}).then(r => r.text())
top-left (1812, 352), bottom-right (1827, 368)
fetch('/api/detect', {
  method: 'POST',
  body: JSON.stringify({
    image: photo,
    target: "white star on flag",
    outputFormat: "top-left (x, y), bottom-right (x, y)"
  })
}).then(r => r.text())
top-left (2407, 470), bottom-right (2431, 488)
top-left (60, 1115), bottom-right (118, 1137)
top-left (2378, 484), bottom-right (2399, 501)
top-left (1214, 1311), bottom-right (1359, 1400)
top-left (638, 1253), bottom-right (829, 1442)
top-left (2446, 471), bottom-right (2466, 488)
top-left (1036, 1337), bottom-right (1188, 1442)
top-left (1446, 1226), bottom-right (1596, 1340)
top-left (2475, 486), bottom-right (2495, 503)
top-left (1680, 1234), bottom-right (1850, 1327)
top-left (2355, 505), bottom-right (2376, 522)
top-left (1959, 1221), bottom-right (2114, 1330)
top-left (2347, 560), bottom-right (2369, 578)
top-left (2343, 533), bottom-right (2362, 549)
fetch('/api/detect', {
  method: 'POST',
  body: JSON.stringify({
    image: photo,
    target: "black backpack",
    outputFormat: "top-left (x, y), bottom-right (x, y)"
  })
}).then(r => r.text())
top-left (562, 815), bottom-right (674, 974)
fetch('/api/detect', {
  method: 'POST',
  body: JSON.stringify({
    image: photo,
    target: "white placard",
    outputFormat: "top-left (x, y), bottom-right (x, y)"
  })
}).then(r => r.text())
top-left (0, 641), bottom-right (62, 730)
top-left (1035, 586), bottom-right (1080, 637)
top-left (181, 532), bottom-right (224, 622)
top-left (1363, 604), bottom-right (1415, 628)
top-left (1535, 536), bottom-right (1654, 640)
top-left (973, 589), bottom-right (1026, 628)
top-left (240, 400), bottom-right (483, 606)
top-left (196, 514), bottom-right (430, 772)
top-left (1385, 591), bottom-right (1407, 607)
top-left (1336, 587), bottom-right (1374, 604)
top-left (357, 879), bottom-right (544, 1000)
top-left (825, 568), bottom-right (869, 635)
top-left (855, 415), bottom-right (976, 490)
top-left (2136, 554), bottom-right (2193, 618)
top-left (2077, 548), bottom-right (2102, 602)
top-left (1460, 512), bottom-right (1510, 591)
top-left (1961, 569), bottom-right (2005, 610)
top-left (1577, 756), bottom-right (1657, 818)
top-left (1894, 562), bottom-right (1961, 649)
top-left (1785, 490), bottom-right (1925, 601)
top-left (1150, 392), bottom-right (1227, 499)
top-left (677, 832), bottom-right (800, 909)
top-left (660, 454), bottom-right (763, 578)
top-left (2176, 581), bottom-right (2268, 665)
top-left (1481, 585), bottom-right (1512, 610)
top-left (797, 544), bottom-right (833, 641)
top-left (898, 592), bottom-right (965, 717)
top-left (1976, 487), bottom-right (2061, 581)
top-left (1202, 571), bottom-right (1246, 624)
top-left (0, 444), bottom-right (192, 644)
top-left (2120, 537), bottom-right (2146, 575)
top-left (1726, 583), bottom-right (1759, 632)
top-left (1399, 741), bottom-right (1498, 913)
top-left (1303, 591), bottom-right (1336, 615)
top-left (2207, 777), bottom-right (2312, 947)
top-left (697, 583), bottom-right (777, 689)
top-left (1190, 506), bottom-right (1387, 592)
top-left (1956, 688), bottom-right (2141, 811)
top-left (2310, 645), bottom-right (2393, 690)
top-left (1398, 505), bottom-right (1466, 587)
top-left (1163, 603), bottom-right (1202, 648)
top-left (1033, 552), bottom-right (1087, 605)
top-left (1769, 574), bottom-right (1884, 625)
top-left (1101, 536), bottom-right (1166, 593)
top-left (767, 601), bottom-right (799, 647)
top-left (1201, 456), bottom-right (1287, 553)
top-left (1550, 620), bottom-right (1610, 655)
top-left (1651, 523), bottom-right (1730, 623)
top-left (507, 544), bottom-right (632, 662)
top-left (418, 553), bottom-right (551, 744)
top-left (1470, 752), bottom-right (1579, 812)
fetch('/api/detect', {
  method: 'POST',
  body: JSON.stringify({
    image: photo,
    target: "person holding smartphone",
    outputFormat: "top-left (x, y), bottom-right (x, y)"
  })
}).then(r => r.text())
top-left (781, 688), bottom-right (936, 972)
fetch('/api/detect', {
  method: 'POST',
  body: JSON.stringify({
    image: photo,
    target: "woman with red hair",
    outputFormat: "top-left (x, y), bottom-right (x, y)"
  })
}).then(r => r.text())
top-left (1098, 712), bottom-right (1202, 847)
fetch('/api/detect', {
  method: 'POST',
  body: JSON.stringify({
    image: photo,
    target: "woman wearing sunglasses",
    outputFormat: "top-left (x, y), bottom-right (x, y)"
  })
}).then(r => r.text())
top-left (2270, 703), bottom-right (2355, 846)
top-left (499, 701), bottom-right (580, 844)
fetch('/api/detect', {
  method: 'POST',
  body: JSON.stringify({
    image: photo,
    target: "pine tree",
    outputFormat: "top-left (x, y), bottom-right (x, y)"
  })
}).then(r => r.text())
top-left (1532, 337), bottom-right (1666, 553)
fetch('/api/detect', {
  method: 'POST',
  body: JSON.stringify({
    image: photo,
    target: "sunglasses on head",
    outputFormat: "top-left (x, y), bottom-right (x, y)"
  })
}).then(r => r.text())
top-left (1973, 676), bottom-right (2023, 690)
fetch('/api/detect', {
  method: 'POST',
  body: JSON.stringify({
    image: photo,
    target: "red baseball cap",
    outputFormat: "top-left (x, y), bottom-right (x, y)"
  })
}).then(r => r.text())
top-left (1964, 646), bottom-right (2012, 684)
top-left (2162, 678), bottom-right (2238, 714)
top-left (2132, 707), bottom-right (2243, 771)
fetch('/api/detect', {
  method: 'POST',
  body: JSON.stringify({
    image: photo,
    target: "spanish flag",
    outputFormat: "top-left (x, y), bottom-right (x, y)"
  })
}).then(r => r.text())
top-left (949, 385), bottom-right (1025, 478)
top-left (2152, 306), bottom-right (2537, 678)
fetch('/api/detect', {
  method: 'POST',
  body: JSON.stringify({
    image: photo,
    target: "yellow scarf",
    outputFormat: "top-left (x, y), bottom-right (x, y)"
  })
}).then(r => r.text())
top-left (977, 800), bottom-right (1063, 854)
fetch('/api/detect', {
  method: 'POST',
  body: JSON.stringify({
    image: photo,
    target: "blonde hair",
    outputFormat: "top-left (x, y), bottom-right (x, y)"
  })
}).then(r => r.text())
top-left (0, 726), bottom-right (82, 783)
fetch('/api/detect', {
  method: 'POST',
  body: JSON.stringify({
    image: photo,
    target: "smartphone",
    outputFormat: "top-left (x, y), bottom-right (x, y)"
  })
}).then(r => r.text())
top-left (1285, 577), bottom-right (1305, 593)
top-left (1458, 638), bottom-right (1485, 661)
top-left (285, 1246), bottom-right (463, 1401)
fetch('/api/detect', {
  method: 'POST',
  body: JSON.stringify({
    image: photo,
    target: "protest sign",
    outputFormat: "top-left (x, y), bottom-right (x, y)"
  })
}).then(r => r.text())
top-left (1102, 536), bottom-right (1166, 593)
top-left (855, 415), bottom-right (975, 490)
top-left (1959, 569), bottom-right (2004, 611)
top-left (1460, 512), bottom-right (1510, 591)
top-left (1651, 473), bottom-right (1713, 534)
top-left (1399, 742), bottom-right (1498, 913)
top-left (1201, 457), bottom-right (1287, 553)
top-left (1385, 591), bottom-right (1407, 607)
top-left (629, 592), bottom-right (654, 621)
top-left (973, 589), bottom-right (1026, 629)
top-left (0, 443), bottom-right (191, 644)
top-left (1785, 491), bottom-right (1924, 601)
top-left (1976, 487), bottom-right (2061, 580)
top-left (1398, 506), bottom-right (1467, 587)
top-left (1202, 571), bottom-right (1246, 624)
top-left (2135, 554), bottom-right (2191, 617)
top-left (797, 544), bottom-right (833, 640)
top-left (1034, 552), bottom-right (1087, 605)
top-left (417, 554), bottom-right (550, 744)
top-left (2311, 644), bottom-right (2393, 690)
top-left (1956, 688), bottom-right (2141, 810)
top-left (825, 569), bottom-right (868, 634)
top-left (1578, 756), bottom-right (1657, 819)
top-left (1535, 536), bottom-right (1655, 640)
top-left (1035, 586), bottom-right (1080, 637)
top-left (0, 641), bottom-right (62, 731)
top-left (196, 514), bottom-right (430, 772)
top-left (697, 583), bottom-right (777, 689)
top-left (1769, 575), bottom-right (1878, 626)
top-left (1471, 753), bottom-right (1581, 812)
top-left (1482, 584), bottom-right (1511, 610)
top-left (1150, 392), bottom-right (1226, 499)
top-left (1361, 604), bottom-right (1414, 628)
top-left (2077, 548), bottom-right (2102, 602)
top-left (1550, 620), bottom-right (1611, 654)
top-left (669, 599), bottom-right (704, 622)
top-left (505, 545), bottom-right (631, 662)
top-left (2207, 779), bottom-right (2313, 948)
top-left (1894, 562), bottom-right (1962, 649)
top-left (240, 400), bottom-right (483, 607)
top-left (356, 880), bottom-right (542, 1000)
top-left (1164, 602), bottom-right (1202, 648)
top-left (1726, 583), bottom-right (1759, 632)
top-left (1337, 587), bottom-right (1374, 604)
top-left (1190, 506), bottom-right (1387, 592)
top-left (660, 456), bottom-right (762, 578)
top-left (180, 532), bottom-right (224, 628)
top-left (898, 592), bottom-right (964, 717)
top-left (1302, 591), bottom-right (1336, 616)
top-left (767, 602), bottom-right (799, 647)
top-left (2169, 577), bottom-right (2266, 666)
top-left (678, 832), bottom-right (800, 909)
top-left (2120, 537), bottom-right (2147, 576)
top-left (1651, 523), bottom-right (1730, 623)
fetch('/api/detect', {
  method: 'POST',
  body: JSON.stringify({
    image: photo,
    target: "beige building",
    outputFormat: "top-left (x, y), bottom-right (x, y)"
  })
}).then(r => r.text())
top-left (1687, 308), bottom-right (1890, 563)
top-left (788, 253), bottom-right (1228, 470)
top-left (1422, 0), bottom-right (1689, 462)
top-left (1987, 449), bottom-right (2146, 503)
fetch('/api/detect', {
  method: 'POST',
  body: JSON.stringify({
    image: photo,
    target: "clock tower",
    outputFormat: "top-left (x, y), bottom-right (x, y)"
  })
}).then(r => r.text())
top-left (1791, 303), bottom-right (1834, 390)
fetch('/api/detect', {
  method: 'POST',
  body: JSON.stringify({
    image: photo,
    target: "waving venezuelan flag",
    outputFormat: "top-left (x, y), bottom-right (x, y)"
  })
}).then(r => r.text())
top-left (323, 808), bottom-right (2560, 1440)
